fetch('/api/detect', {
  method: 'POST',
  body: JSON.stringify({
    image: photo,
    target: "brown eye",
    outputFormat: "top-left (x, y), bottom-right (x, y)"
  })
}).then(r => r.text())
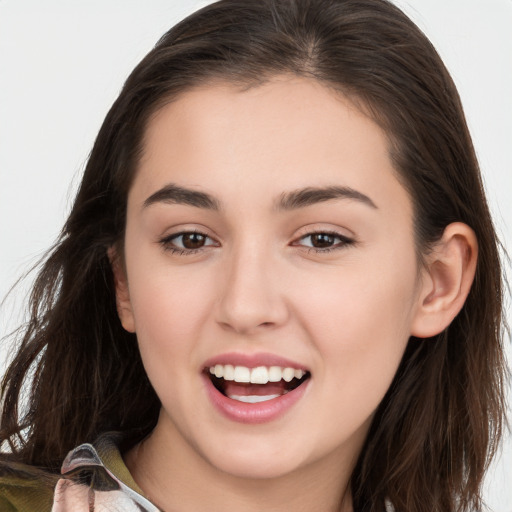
top-left (160, 231), bottom-right (218, 254)
top-left (310, 233), bottom-right (336, 248)
top-left (294, 231), bottom-right (354, 252)
top-left (181, 232), bottom-right (207, 249)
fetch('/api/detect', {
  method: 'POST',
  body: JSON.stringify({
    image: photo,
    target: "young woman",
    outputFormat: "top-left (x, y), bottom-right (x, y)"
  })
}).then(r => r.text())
top-left (0, 0), bottom-right (508, 511)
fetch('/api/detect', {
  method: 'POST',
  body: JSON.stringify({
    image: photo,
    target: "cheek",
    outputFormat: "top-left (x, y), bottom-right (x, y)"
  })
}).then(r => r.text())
top-left (123, 248), bottom-right (217, 370)
top-left (295, 252), bottom-right (419, 400)
top-left (298, 257), bottom-right (417, 339)
top-left (125, 269), bottom-right (217, 415)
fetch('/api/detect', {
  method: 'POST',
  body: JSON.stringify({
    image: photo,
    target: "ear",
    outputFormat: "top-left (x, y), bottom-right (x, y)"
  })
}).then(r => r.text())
top-left (107, 246), bottom-right (136, 333)
top-left (411, 222), bottom-right (478, 338)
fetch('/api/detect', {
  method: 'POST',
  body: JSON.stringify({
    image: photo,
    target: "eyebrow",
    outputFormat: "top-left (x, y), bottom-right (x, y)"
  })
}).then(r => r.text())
top-left (143, 184), bottom-right (220, 210)
top-left (142, 183), bottom-right (377, 211)
top-left (275, 186), bottom-right (377, 210)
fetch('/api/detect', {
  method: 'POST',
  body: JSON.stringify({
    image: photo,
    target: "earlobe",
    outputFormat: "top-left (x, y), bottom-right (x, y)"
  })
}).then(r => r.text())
top-left (411, 222), bottom-right (478, 338)
top-left (107, 246), bottom-right (136, 333)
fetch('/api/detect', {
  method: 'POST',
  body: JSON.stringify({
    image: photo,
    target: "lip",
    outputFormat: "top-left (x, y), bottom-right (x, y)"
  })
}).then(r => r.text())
top-left (202, 352), bottom-right (309, 371)
top-left (203, 372), bottom-right (310, 424)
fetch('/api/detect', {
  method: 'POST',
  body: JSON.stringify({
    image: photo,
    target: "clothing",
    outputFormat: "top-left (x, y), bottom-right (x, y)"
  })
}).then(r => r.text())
top-left (1, 433), bottom-right (396, 512)
top-left (0, 432), bottom-right (160, 512)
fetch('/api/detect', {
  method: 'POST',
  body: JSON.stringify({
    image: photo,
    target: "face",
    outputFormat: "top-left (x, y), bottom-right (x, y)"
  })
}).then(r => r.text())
top-left (116, 76), bottom-right (426, 481)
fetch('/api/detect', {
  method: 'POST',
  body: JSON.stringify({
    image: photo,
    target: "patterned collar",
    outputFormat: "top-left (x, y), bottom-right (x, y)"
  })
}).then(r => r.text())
top-left (52, 432), bottom-right (161, 511)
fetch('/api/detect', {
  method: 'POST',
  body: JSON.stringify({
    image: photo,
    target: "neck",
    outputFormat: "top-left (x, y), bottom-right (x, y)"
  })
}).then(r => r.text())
top-left (125, 421), bottom-right (358, 512)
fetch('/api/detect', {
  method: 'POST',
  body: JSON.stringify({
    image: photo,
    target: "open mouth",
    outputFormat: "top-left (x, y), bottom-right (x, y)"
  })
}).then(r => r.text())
top-left (205, 365), bottom-right (311, 404)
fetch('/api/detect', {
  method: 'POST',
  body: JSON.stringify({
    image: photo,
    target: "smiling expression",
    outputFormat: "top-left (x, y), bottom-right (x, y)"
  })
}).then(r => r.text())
top-left (115, 76), bottom-right (426, 481)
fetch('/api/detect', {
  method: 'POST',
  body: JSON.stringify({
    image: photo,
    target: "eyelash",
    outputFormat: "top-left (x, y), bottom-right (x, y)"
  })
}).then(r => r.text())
top-left (159, 230), bottom-right (216, 256)
top-left (158, 230), bottom-right (355, 256)
top-left (293, 230), bottom-right (355, 254)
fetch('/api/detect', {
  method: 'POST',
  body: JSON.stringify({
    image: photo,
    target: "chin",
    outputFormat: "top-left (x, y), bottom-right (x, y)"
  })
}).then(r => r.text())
top-left (211, 453), bottom-right (305, 480)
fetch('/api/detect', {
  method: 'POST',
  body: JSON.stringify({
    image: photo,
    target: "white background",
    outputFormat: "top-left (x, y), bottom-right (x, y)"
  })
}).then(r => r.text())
top-left (0, 1), bottom-right (511, 510)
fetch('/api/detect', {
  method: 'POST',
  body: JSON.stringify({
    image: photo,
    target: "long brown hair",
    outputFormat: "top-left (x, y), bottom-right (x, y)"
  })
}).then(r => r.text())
top-left (1, 1), bottom-right (508, 510)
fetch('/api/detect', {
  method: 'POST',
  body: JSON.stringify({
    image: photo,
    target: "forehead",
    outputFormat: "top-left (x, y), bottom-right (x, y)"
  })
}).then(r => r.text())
top-left (143, 76), bottom-right (376, 152)
top-left (132, 76), bottom-right (412, 223)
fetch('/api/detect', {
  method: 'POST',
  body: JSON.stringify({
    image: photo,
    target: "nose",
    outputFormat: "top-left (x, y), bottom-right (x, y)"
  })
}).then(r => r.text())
top-left (215, 241), bottom-right (290, 335)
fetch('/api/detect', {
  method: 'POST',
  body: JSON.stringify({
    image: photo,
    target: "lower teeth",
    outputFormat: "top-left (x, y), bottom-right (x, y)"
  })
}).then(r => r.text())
top-left (229, 394), bottom-right (281, 403)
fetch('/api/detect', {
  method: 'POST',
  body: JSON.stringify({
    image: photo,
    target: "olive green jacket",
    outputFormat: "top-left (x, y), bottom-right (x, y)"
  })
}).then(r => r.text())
top-left (0, 432), bottom-right (160, 511)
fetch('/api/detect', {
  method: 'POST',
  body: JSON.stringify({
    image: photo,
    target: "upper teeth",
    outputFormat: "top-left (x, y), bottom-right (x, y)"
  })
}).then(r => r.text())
top-left (209, 365), bottom-right (305, 384)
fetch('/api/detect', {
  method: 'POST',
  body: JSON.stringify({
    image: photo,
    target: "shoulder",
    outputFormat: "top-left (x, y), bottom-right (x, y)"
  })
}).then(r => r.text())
top-left (0, 459), bottom-right (55, 512)
top-left (57, 432), bottom-right (160, 511)
top-left (0, 432), bottom-right (159, 512)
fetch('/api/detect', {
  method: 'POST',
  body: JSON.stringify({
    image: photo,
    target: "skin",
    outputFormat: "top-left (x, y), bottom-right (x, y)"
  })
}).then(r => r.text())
top-left (113, 76), bottom-right (477, 512)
